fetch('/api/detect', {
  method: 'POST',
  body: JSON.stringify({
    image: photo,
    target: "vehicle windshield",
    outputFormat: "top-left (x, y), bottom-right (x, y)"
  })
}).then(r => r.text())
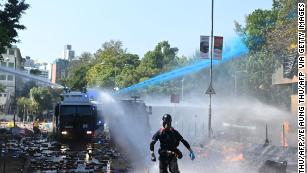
top-left (60, 105), bottom-right (92, 117)
top-left (77, 106), bottom-right (92, 116)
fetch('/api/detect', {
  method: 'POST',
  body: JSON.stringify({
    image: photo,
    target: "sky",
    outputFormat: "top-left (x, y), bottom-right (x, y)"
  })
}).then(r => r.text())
top-left (17, 0), bottom-right (273, 63)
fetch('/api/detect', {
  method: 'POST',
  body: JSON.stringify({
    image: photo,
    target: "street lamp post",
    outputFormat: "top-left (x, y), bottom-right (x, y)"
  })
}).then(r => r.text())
top-left (40, 96), bottom-right (44, 119)
top-left (205, 0), bottom-right (215, 139)
top-left (100, 62), bottom-right (118, 90)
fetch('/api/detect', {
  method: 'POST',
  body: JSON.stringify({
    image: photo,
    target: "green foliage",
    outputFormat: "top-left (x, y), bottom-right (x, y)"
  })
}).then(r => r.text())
top-left (233, 0), bottom-right (297, 106)
top-left (17, 97), bottom-right (31, 108)
top-left (17, 85), bottom-right (59, 119)
top-left (0, 26), bottom-right (9, 54)
top-left (267, 0), bottom-right (298, 60)
top-left (66, 52), bottom-right (94, 90)
top-left (0, 0), bottom-right (29, 53)
top-left (76, 40), bottom-right (187, 94)
top-left (135, 41), bottom-right (188, 95)
top-left (236, 0), bottom-right (298, 55)
top-left (87, 40), bottom-right (125, 88)
top-left (29, 87), bottom-right (53, 113)
top-left (67, 65), bottom-right (91, 90)
top-left (17, 96), bottom-right (39, 119)
top-left (17, 96), bottom-right (31, 114)
top-left (246, 50), bottom-right (275, 93)
top-left (137, 41), bottom-right (180, 75)
top-left (236, 9), bottom-right (278, 52)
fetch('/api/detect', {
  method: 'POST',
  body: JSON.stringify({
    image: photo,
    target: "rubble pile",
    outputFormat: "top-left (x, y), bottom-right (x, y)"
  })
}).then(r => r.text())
top-left (189, 139), bottom-right (298, 173)
top-left (1, 129), bottom-right (133, 173)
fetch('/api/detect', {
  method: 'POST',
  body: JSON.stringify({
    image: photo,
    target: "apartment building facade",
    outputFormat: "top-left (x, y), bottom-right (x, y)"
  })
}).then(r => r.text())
top-left (0, 47), bottom-right (24, 114)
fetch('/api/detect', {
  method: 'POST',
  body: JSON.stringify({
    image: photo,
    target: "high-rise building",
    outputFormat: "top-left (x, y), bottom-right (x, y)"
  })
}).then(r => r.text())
top-left (63, 44), bottom-right (75, 61)
top-left (51, 59), bottom-right (69, 84)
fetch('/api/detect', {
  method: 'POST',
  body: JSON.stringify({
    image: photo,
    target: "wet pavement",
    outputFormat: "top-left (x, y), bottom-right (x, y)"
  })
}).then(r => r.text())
top-left (1, 127), bottom-right (300, 173)
top-left (0, 130), bottom-right (133, 173)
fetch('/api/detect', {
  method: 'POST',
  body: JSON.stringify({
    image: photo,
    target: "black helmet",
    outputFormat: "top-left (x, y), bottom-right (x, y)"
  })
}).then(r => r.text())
top-left (162, 114), bottom-right (172, 128)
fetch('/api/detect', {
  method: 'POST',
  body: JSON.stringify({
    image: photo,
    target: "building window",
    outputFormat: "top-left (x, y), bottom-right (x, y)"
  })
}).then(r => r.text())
top-left (8, 62), bottom-right (14, 68)
top-left (0, 75), bottom-right (6, 80)
top-left (7, 75), bottom-right (13, 81)
top-left (1, 62), bottom-right (6, 67)
top-left (8, 49), bottom-right (14, 55)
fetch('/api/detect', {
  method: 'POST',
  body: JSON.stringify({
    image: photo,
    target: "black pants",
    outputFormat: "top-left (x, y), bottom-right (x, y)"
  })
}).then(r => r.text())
top-left (33, 127), bottom-right (40, 135)
top-left (159, 155), bottom-right (180, 173)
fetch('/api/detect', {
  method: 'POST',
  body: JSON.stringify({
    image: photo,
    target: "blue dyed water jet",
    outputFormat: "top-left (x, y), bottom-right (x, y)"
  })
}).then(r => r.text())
top-left (117, 37), bottom-right (248, 94)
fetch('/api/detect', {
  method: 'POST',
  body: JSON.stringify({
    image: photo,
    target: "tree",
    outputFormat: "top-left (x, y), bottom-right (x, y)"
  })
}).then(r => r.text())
top-left (17, 96), bottom-right (31, 119)
top-left (116, 64), bottom-right (140, 88)
top-left (0, 26), bottom-right (9, 55)
top-left (235, 0), bottom-right (298, 55)
top-left (86, 40), bottom-right (142, 89)
top-left (266, 0), bottom-right (298, 62)
top-left (233, 0), bottom-right (297, 106)
top-left (135, 41), bottom-right (188, 95)
top-left (235, 9), bottom-right (278, 52)
top-left (0, 0), bottom-right (30, 54)
top-left (67, 65), bottom-right (91, 90)
top-left (29, 87), bottom-right (53, 114)
top-left (66, 52), bottom-right (94, 90)
top-left (137, 41), bottom-right (180, 75)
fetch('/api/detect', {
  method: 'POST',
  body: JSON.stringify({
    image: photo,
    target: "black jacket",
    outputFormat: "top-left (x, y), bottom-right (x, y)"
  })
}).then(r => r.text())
top-left (150, 127), bottom-right (190, 152)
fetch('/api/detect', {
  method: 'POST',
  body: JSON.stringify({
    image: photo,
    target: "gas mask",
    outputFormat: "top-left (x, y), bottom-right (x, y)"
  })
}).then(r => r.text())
top-left (162, 114), bottom-right (172, 129)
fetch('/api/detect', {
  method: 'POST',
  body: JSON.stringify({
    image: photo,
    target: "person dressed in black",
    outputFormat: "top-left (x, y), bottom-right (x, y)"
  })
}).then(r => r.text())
top-left (150, 114), bottom-right (195, 173)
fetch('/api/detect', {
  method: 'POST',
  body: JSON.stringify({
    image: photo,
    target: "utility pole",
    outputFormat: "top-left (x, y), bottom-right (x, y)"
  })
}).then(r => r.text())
top-left (205, 0), bottom-right (215, 139)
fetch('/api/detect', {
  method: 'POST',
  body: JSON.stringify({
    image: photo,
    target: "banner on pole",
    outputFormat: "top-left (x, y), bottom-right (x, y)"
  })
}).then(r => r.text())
top-left (213, 36), bottom-right (223, 60)
top-left (170, 94), bottom-right (180, 103)
top-left (200, 36), bottom-right (210, 59)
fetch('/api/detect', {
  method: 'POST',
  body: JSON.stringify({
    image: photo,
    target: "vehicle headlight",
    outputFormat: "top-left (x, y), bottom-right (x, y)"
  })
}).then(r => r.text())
top-left (86, 131), bottom-right (92, 135)
top-left (61, 131), bottom-right (67, 135)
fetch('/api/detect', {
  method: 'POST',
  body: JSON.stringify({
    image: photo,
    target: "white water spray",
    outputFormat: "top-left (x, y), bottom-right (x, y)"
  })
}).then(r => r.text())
top-left (0, 66), bottom-right (63, 88)
top-left (93, 89), bottom-right (151, 172)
